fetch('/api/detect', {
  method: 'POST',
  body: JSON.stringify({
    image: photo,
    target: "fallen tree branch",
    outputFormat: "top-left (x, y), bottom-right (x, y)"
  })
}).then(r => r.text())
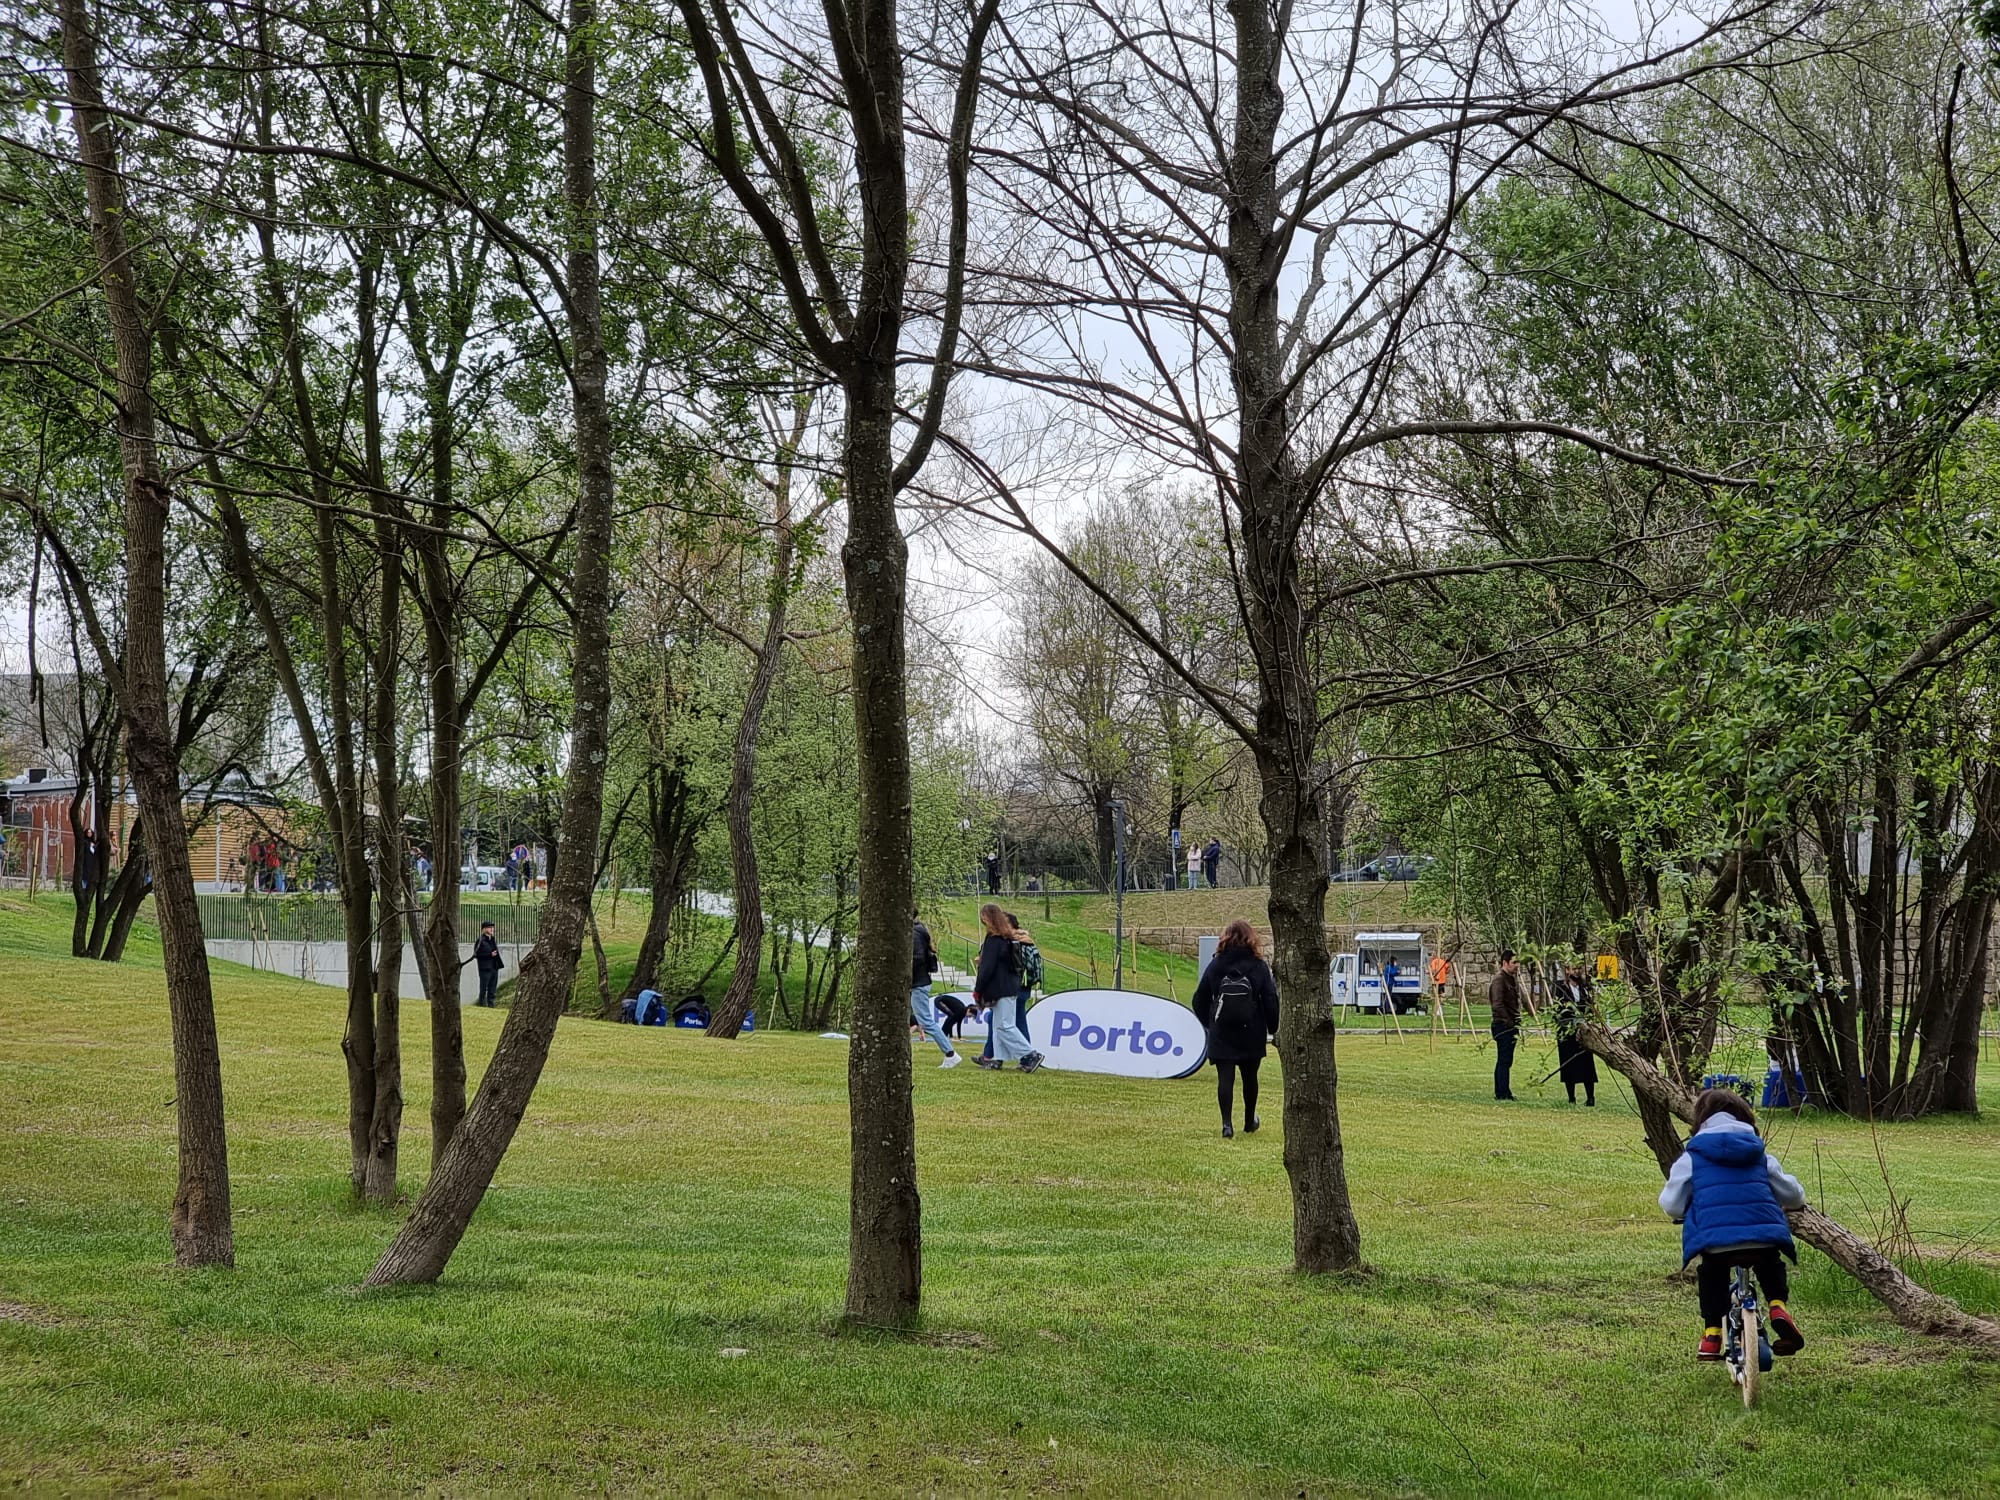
top-left (1580, 1021), bottom-right (2000, 1353)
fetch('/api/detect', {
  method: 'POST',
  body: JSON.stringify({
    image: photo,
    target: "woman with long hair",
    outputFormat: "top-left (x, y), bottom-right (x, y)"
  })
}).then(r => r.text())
top-left (1191, 919), bottom-right (1280, 1137)
top-left (974, 902), bottom-right (1043, 1072)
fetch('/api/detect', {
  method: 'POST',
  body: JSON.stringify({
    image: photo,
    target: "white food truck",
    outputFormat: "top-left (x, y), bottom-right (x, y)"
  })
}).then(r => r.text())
top-left (1328, 931), bottom-right (1429, 1014)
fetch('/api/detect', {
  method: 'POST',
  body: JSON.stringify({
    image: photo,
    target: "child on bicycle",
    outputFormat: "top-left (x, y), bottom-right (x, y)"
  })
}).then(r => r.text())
top-left (1659, 1088), bottom-right (1808, 1361)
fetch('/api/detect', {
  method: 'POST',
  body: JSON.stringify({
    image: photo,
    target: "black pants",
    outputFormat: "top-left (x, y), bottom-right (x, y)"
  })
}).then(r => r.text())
top-left (1492, 1024), bottom-right (1517, 1098)
top-left (1216, 1056), bottom-right (1261, 1124)
top-left (478, 967), bottom-right (498, 1006)
top-left (1696, 1250), bottom-right (1791, 1325)
top-left (935, 994), bottom-right (968, 1037)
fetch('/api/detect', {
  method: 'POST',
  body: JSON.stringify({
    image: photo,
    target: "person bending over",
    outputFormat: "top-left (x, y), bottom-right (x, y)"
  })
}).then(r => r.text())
top-left (1659, 1088), bottom-right (1808, 1362)
top-left (1191, 919), bottom-right (1279, 1138)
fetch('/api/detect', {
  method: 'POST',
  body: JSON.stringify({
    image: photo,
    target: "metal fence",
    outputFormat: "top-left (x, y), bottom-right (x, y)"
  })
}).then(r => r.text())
top-left (196, 892), bottom-right (545, 947)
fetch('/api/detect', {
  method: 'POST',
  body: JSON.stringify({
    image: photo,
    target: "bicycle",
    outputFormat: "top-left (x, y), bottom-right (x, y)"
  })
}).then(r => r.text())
top-left (1722, 1259), bottom-right (1775, 1408)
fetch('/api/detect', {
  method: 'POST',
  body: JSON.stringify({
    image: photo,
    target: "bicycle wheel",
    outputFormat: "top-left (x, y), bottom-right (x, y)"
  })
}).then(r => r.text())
top-left (1737, 1272), bottom-right (1760, 1409)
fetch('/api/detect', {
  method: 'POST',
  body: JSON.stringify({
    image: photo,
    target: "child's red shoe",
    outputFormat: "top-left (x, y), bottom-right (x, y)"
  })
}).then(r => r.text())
top-left (1697, 1330), bottom-right (1723, 1361)
top-left (1767, 1302), bottom-right (1804, 1355)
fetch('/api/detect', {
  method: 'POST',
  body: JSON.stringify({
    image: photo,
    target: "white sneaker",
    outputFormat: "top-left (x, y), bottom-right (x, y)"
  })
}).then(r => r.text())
top-left (939, 1052), bottom-right (962, 1069)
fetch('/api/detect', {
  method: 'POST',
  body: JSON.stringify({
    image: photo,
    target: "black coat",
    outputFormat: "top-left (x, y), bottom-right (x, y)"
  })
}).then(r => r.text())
top-left (912, 921), bottom-right (939, 987)
top-left (974, 932), bottom-right (1019, 1004)
top-left (1554, 979), bottom-right (1598, 1085)
top-left (473, 932), bottom-right (503, 972)
top-left (1192, 949), bottom-right (1280, 1063)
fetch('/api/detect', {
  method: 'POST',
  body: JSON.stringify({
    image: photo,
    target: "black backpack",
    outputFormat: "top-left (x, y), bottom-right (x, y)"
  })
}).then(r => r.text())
top-left (1215, 969), bottom-right (1257, 1032)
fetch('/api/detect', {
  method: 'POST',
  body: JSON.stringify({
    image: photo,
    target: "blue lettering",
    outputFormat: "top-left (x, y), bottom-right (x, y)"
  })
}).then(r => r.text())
top-left (1128, 1021), bottom-right (1146, 1053)
top-left (1146, 1031), bottom-right (1172, 1055)
top-left (1080, 1025), bottom-right (1106, 1050)
top-left (1051, 1011), bottom-right (1081, 1046)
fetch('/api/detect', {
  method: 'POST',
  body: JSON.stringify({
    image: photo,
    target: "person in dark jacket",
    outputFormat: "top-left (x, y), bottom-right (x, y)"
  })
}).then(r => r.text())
top-left (1553, 963), bottom-right (1598, 1105)
top-left (1202, 837), bottom-right (1222, 888)
top-left (973, 902), bottom-right (1042, 1071)
top-left (473, 921), bottom-right (503, 1007)
top-left (1191, 919), bottom-right (1280, 1138)
top-left (1487, 951), bottom-right (1522, 1100)
top-left (910, 914), bottom-right (960, 1068)
top-left (1659, 1088), bottom-right (1807, 1361)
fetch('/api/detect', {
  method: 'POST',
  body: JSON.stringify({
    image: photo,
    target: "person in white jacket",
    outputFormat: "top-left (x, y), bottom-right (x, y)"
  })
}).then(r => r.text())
top-left (1660, 1089), bottom-right (1808, 1362)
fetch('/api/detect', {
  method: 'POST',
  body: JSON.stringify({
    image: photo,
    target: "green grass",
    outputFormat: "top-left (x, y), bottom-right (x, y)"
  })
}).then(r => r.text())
top-left (2, 890), bottom-right (1997, 1496)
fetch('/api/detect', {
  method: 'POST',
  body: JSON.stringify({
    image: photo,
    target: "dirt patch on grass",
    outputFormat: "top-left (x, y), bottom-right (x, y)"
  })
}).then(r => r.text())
top-left (0, 1299), bottom-right (65, 1327)
top-left (1844, 1339), bottom-right (1951, 1368)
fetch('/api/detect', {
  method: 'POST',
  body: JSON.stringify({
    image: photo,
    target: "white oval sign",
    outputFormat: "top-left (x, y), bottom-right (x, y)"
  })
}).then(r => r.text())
top-left (1031, 989), bottom-right (1208, 1079)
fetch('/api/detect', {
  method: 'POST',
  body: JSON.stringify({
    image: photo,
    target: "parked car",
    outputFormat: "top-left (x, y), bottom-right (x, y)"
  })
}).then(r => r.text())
top-left (1330, 855), bottom-right (1435, 883)
top-left (461, 864), bottom-right (507, 892)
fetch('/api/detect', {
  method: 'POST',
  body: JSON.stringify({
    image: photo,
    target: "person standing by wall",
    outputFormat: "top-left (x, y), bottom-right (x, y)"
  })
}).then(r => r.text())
top-left (1192, 919), bottom-right (1280, 1137)
top-left (1488, 950), bottom-right (1522, 1100)
top-left (974, 902), bottom-right (1042, 1072)
top-left (1185, 840), bottom-right (1201, 891)
top-left (474, 920), bottom-right (504, 1007)
top-left (984, 851), bottom-right (1001, 895)
top-left (1554, 963), bottom-right (1598, 1105)
top-left (1203, 836), bottom-right (1222, 889)
top-left (910, 912), bottom-right (961, 1068)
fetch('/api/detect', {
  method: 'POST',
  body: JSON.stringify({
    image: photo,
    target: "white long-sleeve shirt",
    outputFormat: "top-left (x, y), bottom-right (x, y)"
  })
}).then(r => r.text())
top-left (1658, 1115), bottom-right (1806, 1221)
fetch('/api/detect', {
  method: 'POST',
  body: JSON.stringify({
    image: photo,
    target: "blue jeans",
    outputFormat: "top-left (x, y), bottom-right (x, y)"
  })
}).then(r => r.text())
top-left (982, 993), bottom-right (1032, 1057)
top-left (910, 986), bottom-right (953, 1056)
top-left (985, 997), bottom-right (1032, 1063)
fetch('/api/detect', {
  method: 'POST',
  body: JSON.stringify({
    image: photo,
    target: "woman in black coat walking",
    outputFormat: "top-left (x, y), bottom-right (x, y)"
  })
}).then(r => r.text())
top-left (1191, 919), bottom-right (1281, 1137)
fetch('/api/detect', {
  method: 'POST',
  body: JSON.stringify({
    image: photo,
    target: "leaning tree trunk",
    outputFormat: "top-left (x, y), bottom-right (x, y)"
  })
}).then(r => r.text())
top-left (1225, 0), bottom-right (1362, 1274)
top-left (1581, 1021), bottom-right (2000, 1351)
top-left (61, 0), bottom-right (232, 1266)
top-left (365, 0), bottom-right (617, 1285)
top-left (708, 476), bottom-right (797, 1039)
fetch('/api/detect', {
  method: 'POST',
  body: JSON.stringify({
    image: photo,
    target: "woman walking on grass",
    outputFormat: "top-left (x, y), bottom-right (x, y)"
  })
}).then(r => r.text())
top-left (1192, 919), bottom-right (1280, 1137)
top-left (974, 903), bottom-right (1044, 1072)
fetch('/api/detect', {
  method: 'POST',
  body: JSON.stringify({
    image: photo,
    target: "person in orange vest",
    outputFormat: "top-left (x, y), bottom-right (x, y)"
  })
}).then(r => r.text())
top-left (1428, 951), bottom-right (1452, 1004)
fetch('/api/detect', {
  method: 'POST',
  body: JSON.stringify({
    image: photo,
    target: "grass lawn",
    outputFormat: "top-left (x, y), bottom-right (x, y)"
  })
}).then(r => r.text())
top-left (2, 891), bottom-right (1997, 1497)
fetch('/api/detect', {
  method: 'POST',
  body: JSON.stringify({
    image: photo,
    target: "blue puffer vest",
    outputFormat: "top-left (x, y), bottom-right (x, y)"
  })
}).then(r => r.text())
top-left (1681, 1128), bottom-right (1796, 1266)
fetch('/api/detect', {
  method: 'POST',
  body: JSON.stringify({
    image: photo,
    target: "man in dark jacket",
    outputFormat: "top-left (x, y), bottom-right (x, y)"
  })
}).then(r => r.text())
top-left (474, 921), bottom-right (504, 1007)
top-left (1202, 837), bottom-right (1223, 888)
top-left (910, 915), bottom-right (959, 1067)
top-left (1488, 950), bottom-right (1522, 1100)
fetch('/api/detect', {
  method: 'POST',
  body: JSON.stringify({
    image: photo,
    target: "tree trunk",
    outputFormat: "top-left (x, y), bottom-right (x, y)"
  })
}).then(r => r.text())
top-left (98, 823), bottom-right (152, 964)
top-left (1225, 0), bottom-right (1362, 1274)
top-left (362, 285), bottom-right (404, 1205)
top-left (61, 0), bottom-right (232, 1266)
top-left (840, 374), bottom-right (921, 1323)
top-left (365, 0), bottom-right (618, 1285)
top-left (417, 473), bottom-right (468, 1158)
top-left (708, 434), bottom-right (799, 1039)
top-left (1581, 1020), bottom-right (2000, 1351)
top-left (624, 759), bottom-right (696, 1003)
